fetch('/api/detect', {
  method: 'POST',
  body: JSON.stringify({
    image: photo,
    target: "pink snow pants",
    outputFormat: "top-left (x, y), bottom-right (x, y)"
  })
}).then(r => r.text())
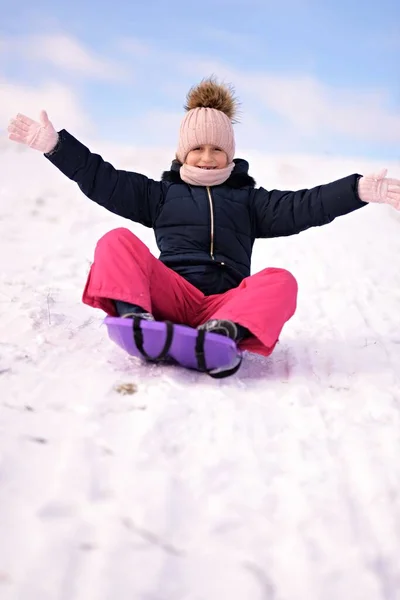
top-left (82, 228), bottom-right (298, 357)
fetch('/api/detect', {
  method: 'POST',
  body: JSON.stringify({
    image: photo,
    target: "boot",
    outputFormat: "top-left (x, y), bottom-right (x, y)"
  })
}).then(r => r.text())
top-left (198, 319), bottom-right (249, 342)
top-left (115, 300), bottom-right (154, 321)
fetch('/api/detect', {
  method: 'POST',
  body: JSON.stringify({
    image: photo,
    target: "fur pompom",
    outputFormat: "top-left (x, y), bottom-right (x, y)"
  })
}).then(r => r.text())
top-left (184, 76), bottom-right (240, 122)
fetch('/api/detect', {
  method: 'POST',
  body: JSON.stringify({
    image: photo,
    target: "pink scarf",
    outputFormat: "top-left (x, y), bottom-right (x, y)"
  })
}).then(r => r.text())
top-left (179, 162), bottom-right (235, 186)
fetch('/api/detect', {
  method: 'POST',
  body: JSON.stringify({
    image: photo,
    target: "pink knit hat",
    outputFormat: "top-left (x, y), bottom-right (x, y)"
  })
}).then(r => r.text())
top-left (176, 78), bottom-right (238, 164)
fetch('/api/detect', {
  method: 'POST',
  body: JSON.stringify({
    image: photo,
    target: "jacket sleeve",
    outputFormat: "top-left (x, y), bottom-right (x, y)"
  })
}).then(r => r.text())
top-left (251, 174), bottom-right (367, 238)
top-left (44, 129), bottom-right (163, 227)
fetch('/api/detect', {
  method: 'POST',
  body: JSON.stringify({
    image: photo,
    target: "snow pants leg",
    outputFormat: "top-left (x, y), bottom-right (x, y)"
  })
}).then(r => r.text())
top-left (82, 228), bottom-right (204, 324)
top-left (83, 228), bottom-right (298, 358)
top-left (199, 268), bottom-right (298, 357)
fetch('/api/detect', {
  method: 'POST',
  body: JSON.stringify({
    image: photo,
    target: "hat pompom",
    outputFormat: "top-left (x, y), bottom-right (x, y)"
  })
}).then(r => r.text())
top-left (184, 76), bottom-right (239, 123)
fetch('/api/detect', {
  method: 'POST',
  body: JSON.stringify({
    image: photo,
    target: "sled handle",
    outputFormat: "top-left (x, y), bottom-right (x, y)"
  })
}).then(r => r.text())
top-left (132, 317), bottom-right (174, 362)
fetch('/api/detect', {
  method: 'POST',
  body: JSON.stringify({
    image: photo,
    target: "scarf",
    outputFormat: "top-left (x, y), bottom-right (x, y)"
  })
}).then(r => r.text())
top-left (179, 162), bottom-right (235, 186)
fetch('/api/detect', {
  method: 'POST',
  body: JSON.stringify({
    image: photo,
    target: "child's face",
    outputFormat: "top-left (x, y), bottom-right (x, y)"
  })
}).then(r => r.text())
top-left (185, 144), bottom-right (228, 170)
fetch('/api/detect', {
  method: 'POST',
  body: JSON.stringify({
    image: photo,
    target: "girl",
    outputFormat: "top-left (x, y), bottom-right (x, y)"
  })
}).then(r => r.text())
top-left (7, 78), bottom-right (400, 371)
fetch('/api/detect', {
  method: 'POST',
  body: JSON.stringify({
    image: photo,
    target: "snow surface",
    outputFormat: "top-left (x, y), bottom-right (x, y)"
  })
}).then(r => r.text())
top-left (1, 138), bottom-right (400, 599)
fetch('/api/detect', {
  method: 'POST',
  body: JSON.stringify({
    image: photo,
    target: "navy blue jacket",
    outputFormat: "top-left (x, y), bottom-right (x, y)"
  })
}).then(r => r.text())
top-left (46, 130), bottom-right (366, 295)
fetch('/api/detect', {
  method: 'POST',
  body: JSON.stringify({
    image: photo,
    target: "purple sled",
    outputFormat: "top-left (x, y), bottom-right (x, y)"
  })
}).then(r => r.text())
top-left (103, 316), bottom-right (241, 372)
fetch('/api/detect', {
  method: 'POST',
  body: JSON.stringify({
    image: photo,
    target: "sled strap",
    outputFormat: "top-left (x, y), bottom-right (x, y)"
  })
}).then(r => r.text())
top-left (208, 355), bottom-right (243, 379)
top-left (133, 318), bottom-right (174, 362)
top-left (194, 328), bottom-right (208, 372)
top-left (194, 329), bottom-right (243, 379)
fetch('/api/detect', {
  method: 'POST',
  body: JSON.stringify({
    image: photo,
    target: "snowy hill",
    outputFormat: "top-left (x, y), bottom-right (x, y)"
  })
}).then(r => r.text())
top-left (1, 136), bottom-right (400, 599)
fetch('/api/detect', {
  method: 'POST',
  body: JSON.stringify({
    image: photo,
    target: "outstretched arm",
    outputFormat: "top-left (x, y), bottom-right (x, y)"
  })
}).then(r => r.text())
top-left (251, 170), bottom-right (400, 239)
top-left (8, 111), bottom-right (162, 228)
top-left (251, 174), bottom-right (366, 238)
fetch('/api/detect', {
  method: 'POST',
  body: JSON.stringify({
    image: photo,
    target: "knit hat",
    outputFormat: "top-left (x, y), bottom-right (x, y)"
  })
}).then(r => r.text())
top-left (176, 77), bottom-right (239, 164)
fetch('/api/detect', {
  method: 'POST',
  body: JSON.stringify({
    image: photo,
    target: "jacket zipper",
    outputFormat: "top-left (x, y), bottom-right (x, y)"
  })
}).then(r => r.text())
top-left (206, 186), bottom-right (215, 259)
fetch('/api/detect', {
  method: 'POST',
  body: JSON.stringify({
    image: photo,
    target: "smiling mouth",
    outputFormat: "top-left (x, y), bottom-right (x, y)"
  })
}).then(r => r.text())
top-left (198, 166), bottom-right (216, 170)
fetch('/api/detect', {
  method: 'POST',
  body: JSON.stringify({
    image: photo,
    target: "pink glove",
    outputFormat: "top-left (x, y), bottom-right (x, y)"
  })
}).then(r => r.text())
top-left (358, 169), bottom-right (400, 210)
top-left (7, 110), bottom-right (59, 154)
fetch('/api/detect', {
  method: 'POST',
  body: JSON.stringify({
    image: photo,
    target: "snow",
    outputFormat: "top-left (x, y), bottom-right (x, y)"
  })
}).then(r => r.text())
top-left (1, 137), bottom-right (400, 599)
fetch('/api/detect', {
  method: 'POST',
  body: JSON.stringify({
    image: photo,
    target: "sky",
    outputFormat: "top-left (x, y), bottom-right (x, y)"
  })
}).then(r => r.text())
top-left (1, 0), bottom-right (399, 162)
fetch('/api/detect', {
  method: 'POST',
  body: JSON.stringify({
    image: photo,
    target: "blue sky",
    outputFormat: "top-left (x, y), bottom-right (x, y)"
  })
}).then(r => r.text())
top-left (1, 0), bottom-right (399, 160)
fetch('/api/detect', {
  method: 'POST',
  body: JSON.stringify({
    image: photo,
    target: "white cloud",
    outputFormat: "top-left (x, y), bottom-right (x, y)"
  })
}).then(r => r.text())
top-left (124, 110), bottom-right (183, 147)
top-left (0, 79), bottom-right (93, 135)
top-left (3, 31), bottom-right (398, 155)
top-left (4, 33), bottom-right (130, 82)
top-left (240, 73), bottom-right (400, 143)
top-left (146, 54), bottom-right (400, 145)
top-left (114, 38), bottom-right (400, 145)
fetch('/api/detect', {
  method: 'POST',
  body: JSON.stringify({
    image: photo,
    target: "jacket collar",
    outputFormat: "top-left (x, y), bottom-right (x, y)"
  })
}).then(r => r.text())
top-left (161, 158), bottom-right (256, 189)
